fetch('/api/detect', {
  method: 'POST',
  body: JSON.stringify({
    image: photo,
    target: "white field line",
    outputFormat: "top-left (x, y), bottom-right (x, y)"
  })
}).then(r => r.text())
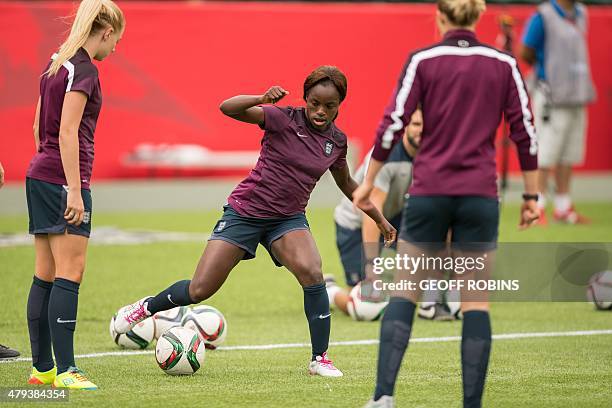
top-left (2, 329), bottom-right (611, 364)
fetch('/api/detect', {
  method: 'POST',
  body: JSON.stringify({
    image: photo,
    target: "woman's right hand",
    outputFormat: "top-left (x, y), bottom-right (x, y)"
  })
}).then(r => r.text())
top-left (260, 86), bottom-right (289, 104)
top-left (64, 188), bottom-right (85, 226)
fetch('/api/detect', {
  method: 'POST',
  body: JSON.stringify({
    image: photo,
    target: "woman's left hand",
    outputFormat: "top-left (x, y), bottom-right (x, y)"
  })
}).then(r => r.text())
top-left (64, 188), bottom-right (85, 226)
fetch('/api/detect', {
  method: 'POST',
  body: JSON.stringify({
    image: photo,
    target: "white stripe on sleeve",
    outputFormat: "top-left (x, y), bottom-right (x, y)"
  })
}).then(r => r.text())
top-left (62, 60), bottom-right (75, 92)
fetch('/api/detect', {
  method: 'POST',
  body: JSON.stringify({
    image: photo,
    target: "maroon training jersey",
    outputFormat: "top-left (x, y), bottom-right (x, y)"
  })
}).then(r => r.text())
top-left (371, 30), bottom-right (537, 198)
top-left (27, 48), bottom-right (102, 189)
top-left (228, 105), bottom-right (347, 217)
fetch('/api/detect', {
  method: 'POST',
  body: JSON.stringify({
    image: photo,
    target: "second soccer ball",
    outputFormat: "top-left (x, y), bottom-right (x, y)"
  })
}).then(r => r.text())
top-left (181, 305), bottom-right (228, 349)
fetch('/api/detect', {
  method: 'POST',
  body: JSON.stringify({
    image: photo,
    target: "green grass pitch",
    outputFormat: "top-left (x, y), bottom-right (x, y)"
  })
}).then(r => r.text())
top-left (0, 203), bottom-right (611, 407)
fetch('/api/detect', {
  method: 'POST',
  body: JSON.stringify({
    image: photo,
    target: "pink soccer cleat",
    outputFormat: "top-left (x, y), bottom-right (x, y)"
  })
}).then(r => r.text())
top-left (113, 297), bottom-right (152, 334)
top-left (308, 352), bottom-right (343, 377)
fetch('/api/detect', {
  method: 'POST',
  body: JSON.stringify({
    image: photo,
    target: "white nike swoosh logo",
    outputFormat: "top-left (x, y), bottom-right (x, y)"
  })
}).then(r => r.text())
top-left (317, 313), bottom-right (331, 319)
top-left (297, 132), bottom-right (308, 138)
top-left (56, 318), bottom-right (77, 324)
top-left (167, 294), bottom-right (178, 306)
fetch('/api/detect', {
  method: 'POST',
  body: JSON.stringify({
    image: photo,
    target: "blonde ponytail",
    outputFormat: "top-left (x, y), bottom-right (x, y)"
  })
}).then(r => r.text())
top-left (438, 0), bottom-right (486, 27)
top-left (47, 0), bottom-right (124, 76)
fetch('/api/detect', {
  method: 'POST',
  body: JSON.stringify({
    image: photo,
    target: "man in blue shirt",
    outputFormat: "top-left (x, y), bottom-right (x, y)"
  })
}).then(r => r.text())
top-left (521, 0), bottom-right (595, 225)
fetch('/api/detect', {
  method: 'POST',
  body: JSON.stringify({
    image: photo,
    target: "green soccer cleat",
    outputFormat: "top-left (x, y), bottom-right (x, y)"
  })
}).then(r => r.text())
top-left (52, 367), bottom-right (98, 390)
top-left (28, 366), bottom-right (57, 385)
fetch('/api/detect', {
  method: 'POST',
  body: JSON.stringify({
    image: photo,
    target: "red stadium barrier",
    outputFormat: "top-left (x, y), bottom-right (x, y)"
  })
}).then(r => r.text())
top-left (1, 2), bottom-right (611, 182)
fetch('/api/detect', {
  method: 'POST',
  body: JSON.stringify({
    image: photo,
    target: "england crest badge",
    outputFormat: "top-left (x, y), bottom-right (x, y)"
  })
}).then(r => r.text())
top-left (324, 141), bottom-right (334, 157)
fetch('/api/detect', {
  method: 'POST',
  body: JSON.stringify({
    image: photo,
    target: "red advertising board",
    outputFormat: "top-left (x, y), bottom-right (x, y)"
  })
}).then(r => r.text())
top-left (1, 2), bottom-right (610, 182)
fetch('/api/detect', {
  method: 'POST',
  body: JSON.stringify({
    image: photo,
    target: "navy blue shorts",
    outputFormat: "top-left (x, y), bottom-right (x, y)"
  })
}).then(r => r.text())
top-left (399, 196), bottom-right (499, 249)
top-left (335, 213), bottom-right (403, 286)
top-left (209, 205), bottom-right (310, 267)
top-left (26, 177), bottom-right (93, 238)
top-left (335, 223), bottom-right (363, 287)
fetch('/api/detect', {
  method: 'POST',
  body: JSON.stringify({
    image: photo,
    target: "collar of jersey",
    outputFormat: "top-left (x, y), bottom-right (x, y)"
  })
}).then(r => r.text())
top-left (401, 139), bottom-right (415, 161)
top-left (443, 29), bottom-right (477, 42)
top-left (78, 47), bottom-right (92, 61)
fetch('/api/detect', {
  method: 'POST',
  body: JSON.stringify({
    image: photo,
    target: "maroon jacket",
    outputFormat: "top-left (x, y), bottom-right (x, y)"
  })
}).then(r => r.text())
top-left (371, 30), bottom-right (537, 198)
top-left (229, 105), bottom-right (347, 217)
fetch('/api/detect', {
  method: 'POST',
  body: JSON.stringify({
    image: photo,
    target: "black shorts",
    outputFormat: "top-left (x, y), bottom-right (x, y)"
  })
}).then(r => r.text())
top-left (26, 177), bottom-right (93, 238)
top-left (399, 195), bottom-right (499, 249)
top-left (335, 212), bottom-right (403, 287)
top-left (209, 205), bottom-right (310, 267)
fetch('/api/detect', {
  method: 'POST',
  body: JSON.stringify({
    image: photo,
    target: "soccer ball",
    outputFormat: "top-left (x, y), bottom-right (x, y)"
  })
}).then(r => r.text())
top-left (447, 301), bottom-right (462, 320)
top-left (587, 270), bottom-right (612, 310)
top-left (152, 306), bottom-right (189, 339)
top-left (155, 326), bottom-right (205, 375)
top-left (347, 282), bottom-right (388, 321)
top-left (109, 315), bottom-right (155, 349)
top-left (181, 305), bottom-right (227, 349)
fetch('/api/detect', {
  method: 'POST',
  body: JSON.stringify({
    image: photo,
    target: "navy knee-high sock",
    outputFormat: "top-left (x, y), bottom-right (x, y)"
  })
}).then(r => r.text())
top-left (374, 297), bottom-right (416, 400)
top-left (27, 276), bottom-right (54, 372)
top-left (461, 311), bottom-right (492, 408)
top-left (303, 282), bottom-right (330, 359)
top-left (146, 280), bottom-right (194, 315)
top-left (48, 278), bottom-right (80, 374)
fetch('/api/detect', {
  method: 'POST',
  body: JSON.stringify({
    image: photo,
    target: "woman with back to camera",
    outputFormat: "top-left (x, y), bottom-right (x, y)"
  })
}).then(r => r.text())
top-left (113, 66), bottom-right (396, 377)
top-left (353, 0), bottom-right (539, 406)
top-left (25, 0), bottom-right (124, 390)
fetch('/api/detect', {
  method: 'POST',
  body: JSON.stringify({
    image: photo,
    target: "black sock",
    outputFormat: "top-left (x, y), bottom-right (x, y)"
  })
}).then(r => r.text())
top-left (303, 282), bottom-right (330, 360)
top-left (48, 278), bottom-right (80, 374)
top-left (374, 297), bottom-right (416, 400)
top-left (27, 276), bottom-right (54, 372)
top-left (146, 280), bottom-right (193, 315)
top-left (462, 311), bottom-right (492, 408)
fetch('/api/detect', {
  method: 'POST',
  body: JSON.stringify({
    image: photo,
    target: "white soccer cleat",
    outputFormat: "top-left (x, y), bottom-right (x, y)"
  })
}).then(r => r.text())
top-left (113, 297), bottom-right (152, 334)
top-left (363, 396), bottom-right (395, 408)
top-left (308, 352), bottom-right (343, 377)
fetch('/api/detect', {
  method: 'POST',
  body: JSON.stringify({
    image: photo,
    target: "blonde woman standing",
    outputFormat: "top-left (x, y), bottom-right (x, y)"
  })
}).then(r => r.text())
top-left (25, 0), bottom-right (124, 390)
top-left (355, 0), bottom-right (539, 406)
